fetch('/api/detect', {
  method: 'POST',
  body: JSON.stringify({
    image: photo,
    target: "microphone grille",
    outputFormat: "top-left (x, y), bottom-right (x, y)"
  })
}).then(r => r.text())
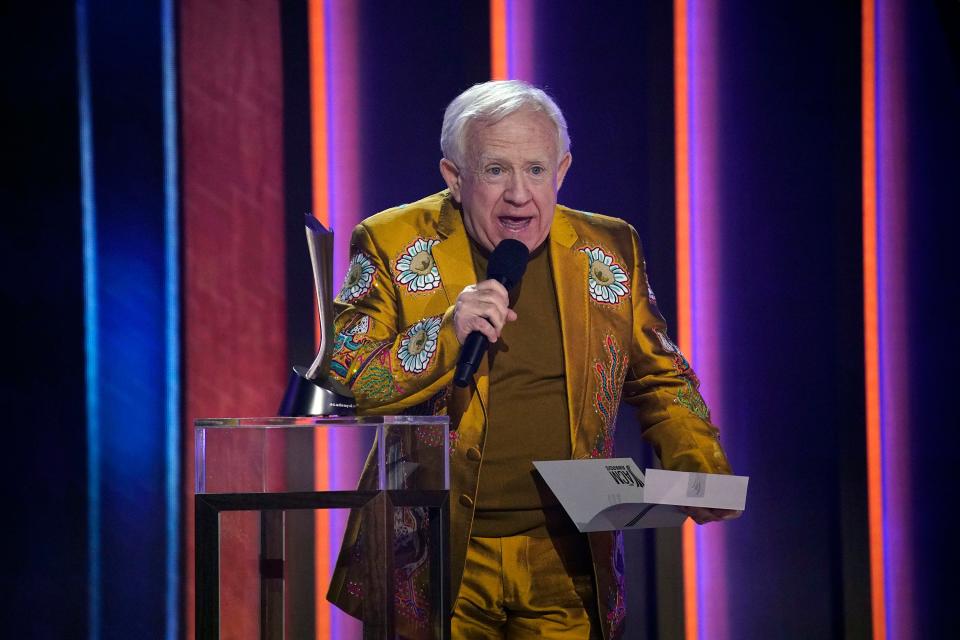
top-left (487, 239), bottom-right (530, 289)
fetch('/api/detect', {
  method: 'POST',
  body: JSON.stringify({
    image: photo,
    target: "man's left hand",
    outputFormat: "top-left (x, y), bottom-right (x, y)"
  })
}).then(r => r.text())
top-left (680, 507), bottom-right (742, 525)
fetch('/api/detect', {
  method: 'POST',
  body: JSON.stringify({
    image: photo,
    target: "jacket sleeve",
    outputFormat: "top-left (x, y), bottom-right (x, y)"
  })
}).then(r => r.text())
top-left (328, 222), bottom-right (459, 414)
top-left (621, 226), bottom-right (732, 474)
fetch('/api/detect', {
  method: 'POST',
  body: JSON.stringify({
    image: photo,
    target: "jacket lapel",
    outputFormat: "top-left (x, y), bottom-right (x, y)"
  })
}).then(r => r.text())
top-left (431, 195), bottom-right (490, 419)
top-left (431, 195), bottom-right (476, 307)
top-left (549, 209), bottom-right (591, 451)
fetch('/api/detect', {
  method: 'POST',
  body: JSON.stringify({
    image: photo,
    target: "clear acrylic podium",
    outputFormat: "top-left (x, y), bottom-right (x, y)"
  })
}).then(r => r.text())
top-left (195, 416), bottom-right (450, 639)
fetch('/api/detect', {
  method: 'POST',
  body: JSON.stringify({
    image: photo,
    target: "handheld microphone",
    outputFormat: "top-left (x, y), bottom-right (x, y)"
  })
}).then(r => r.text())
top-left (454, 239), bottom-right (529, 387)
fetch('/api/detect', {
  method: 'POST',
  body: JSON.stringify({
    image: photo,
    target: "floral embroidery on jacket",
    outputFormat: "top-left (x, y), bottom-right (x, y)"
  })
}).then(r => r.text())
top-left (330, 316), bottom-right (373, 379)
top-left (448, 430), bottom-right (460, 457)
top-left (393, 507), bottom-right (431, 627)
top-left (354, 346), bottom-right (403, 402)
top-left (676, 380), bottom-right (710, 420)
top-left (345, 314), bottom-right (370, 336)
top-left (590, 335), bottom-right (628, 458)
top-left (581, 246), bottom-right (630, 304)
top-left (395, 238), bottom-right (442, 292)
top-left (338, 252), bottom-right (376, 302)
top-left (414, 424), bottom-right (446, 449)
top-left (673, 351), bottom-right (710, 420)
top-left (398, 316), bottom-right (442, 374)
top-left (607, 532), bottom-right (627, 634)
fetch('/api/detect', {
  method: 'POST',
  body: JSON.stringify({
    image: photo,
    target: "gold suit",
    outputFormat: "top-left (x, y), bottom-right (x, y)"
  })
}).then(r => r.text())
top-left (326, 191), bottom-right (731, 639)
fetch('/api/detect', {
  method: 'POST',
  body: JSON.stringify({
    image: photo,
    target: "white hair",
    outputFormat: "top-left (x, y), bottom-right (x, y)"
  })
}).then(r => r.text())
top-left (440, 80), bottom-right (571, 168)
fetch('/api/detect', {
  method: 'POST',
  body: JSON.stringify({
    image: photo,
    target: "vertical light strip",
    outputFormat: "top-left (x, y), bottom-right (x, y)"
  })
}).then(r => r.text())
top-left (490, 0), bottom-right (507, 79)
top-left (491, 0), bottom-right (534, 81)
top-left (861, 4), bottom-right (885, 639)
top-left (309, 0), bottom-right (330, 227)
top-left (676, 1), bottom-right (728, 638)
top-left (325, 4), bottom-right (363, 637)
top-left (688, 0), bottom-right (727, 635)
top-left (507, 0), bottom-right (534, 80)
top-left (160, 1), bottom-right (181, 638)
top-left (77, 1), bottom-right (100, 637)
top-left (672, 3), bottom-right (697, 637)
top-left (307, 3), bottom-right (332, 637)
top-left (309, 2), bottom-right (362, 637)
top-left (877, 0), bottom-right (911, 635)
top-left (866, 0), bottom-right (911, 637)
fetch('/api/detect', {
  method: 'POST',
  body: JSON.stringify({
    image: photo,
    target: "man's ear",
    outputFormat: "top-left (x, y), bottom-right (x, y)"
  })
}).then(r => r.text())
top-left (556, 152), bottom-right (572, 191)
top-left (439, 158), bottom-right (462, 201)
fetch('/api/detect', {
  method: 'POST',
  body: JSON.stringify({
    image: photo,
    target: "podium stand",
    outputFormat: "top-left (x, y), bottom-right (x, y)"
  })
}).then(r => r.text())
top-left (195, 416), bottom-right (450, 639)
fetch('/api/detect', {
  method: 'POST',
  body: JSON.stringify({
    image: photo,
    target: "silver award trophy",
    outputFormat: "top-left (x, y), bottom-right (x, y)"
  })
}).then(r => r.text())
top-left (278, 215), bottom-right (357, 416)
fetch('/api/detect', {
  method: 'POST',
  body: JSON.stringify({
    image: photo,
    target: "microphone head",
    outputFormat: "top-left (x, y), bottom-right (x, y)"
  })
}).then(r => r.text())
top-left (487, 239), bottom-right (529, 289)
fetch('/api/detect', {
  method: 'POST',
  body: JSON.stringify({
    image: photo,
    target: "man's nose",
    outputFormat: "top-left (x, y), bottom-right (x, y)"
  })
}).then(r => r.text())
top-left (503, 172), bottom-right (532, 205)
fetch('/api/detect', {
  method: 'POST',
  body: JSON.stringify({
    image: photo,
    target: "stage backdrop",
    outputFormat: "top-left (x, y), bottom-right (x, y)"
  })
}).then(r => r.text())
top-left (4, 1), bottom-right (958, 639)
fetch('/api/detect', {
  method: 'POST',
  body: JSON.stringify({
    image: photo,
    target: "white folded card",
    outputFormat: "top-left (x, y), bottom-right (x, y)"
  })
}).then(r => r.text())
top-left (533, 458), bottom-right (749, 532)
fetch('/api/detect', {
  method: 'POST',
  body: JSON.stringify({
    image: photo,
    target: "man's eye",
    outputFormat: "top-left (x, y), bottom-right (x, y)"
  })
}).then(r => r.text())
top-left (530, 165), bottom-right (545, 176)
top-left (487, 166), bottom-right (503, 176)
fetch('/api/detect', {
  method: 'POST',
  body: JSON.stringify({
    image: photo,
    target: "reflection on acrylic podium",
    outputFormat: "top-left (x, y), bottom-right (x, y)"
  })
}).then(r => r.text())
top-left (194, 416), bottom-right (450, 639)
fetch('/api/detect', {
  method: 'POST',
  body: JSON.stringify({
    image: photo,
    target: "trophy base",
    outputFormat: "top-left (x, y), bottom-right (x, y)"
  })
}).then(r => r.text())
top-left (278, 366), bottom-right (357, 417)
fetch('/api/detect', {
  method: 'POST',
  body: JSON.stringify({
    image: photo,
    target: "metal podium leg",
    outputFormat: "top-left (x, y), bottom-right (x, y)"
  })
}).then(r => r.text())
top-left (260, 510), bottom-right (285, 640)
top-left (361, 491), bottom-right (395, 639)
top-left (429, 496), bottom-right (451, 640)
top-left (195, 496), bottom-right (220, 640)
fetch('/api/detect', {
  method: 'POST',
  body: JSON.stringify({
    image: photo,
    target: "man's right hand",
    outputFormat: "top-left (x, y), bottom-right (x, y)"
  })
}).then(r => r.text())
top-left (453, 280), bottom-right (518, 345)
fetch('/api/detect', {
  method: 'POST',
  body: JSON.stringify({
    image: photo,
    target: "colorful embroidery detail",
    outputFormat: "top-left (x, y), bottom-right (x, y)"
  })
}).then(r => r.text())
top-left (653, 327), bottom-right (679, 354)
top-left (607, 532), bottom-right (627, 634)
top-left (590, 335), bottom-right (628, 458)
top-left (673, 352), bottom-right (700, 386)
top-left (338, 251), bottom-right (376, 302)
top-left (581, 246), bottom-right (630, 304)
top-left (354, 347), bottom-right (403, 402)
top-left (448, 430), bottom-right (460, 457)
top-left (676, 378), bottom-right (710, 420)
top-left (398, 316), bottom-right (442, 374)
top-left (330, 317), bottom-right (372, 379)
top-left (672, 349), bottom-right (710, 419)
top-left (415, 424), bottom-right (446, 449)
top-left (345, 314), bottom-right (370, 336)
top-left (395, 238), bottom-right (441, 292)
top-left (394, 507), bottom-right (431, 626)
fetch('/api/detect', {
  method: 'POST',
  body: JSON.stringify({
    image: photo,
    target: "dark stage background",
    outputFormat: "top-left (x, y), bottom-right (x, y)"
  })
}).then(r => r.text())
top-left (3, 1), bottom-right (958, 638)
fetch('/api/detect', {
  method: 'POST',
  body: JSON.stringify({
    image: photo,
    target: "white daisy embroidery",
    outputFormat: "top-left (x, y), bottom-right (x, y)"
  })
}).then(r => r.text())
top-left (398, 316), bottom-right (442, 374)
top-left (395, 238), bottom-right (441, 292)
top-left (580, 246), bottom-right (630, 304)
top-left (346, 315), bottom-right (370, 336)
top-left (339, 252), bottom-right (376, 302)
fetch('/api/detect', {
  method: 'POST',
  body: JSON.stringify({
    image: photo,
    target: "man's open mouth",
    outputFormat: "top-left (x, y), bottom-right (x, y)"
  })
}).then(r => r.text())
top-left (498, 216), bottom-right (532, 231)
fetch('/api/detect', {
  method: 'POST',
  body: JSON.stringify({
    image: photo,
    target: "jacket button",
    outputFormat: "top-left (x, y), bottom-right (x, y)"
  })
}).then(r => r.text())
top-left (459, 494), bottom-right (474, 508)
top-left (466, 447), bottom-right (482, 461)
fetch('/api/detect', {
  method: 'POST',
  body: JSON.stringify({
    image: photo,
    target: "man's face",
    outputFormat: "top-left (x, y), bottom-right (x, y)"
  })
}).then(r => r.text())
top-left (440, 109), bottom-right (572, 253)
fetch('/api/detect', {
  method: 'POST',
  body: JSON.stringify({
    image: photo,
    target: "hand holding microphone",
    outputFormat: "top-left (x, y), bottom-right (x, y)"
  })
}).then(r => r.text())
top-left (453, 239), bottom-right (529, 387)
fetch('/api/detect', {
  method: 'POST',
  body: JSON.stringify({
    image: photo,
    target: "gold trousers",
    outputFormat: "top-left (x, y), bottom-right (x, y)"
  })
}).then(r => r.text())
top-left (452, 535), bottom-right (602, 639)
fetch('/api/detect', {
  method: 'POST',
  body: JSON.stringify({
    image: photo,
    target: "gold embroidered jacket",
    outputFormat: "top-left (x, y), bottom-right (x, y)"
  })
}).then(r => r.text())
top-left (326, 191), bottom-right (731, 639)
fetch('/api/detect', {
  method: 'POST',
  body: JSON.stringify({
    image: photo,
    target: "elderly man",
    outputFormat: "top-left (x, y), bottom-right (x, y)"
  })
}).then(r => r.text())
top-left (327, 80), bottom-right (735, 639)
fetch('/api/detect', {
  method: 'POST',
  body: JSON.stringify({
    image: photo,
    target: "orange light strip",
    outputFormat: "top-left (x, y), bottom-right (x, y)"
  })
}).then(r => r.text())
top-left (309, 0), bottom-right (330, 229)
top-left (673, 1), bottom-right (698, 639)
top-left (490, 0), bottom-right (508, 80)
top-left (307, 1), bottom-right (332, 637)
top-left (673, 0), bottom-right (692, 356)
top-left (861, 1), bottom-right (886, 638)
